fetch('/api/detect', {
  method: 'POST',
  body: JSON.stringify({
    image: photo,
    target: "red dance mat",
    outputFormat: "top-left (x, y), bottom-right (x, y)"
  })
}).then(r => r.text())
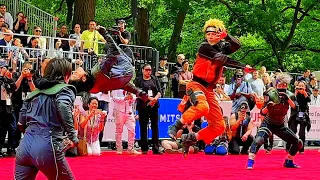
top-left (1, 150), bottom-right (319, 180)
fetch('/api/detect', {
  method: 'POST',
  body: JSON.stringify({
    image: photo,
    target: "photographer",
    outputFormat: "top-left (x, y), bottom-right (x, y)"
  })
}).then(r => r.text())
top-left (0, 60), bottom-right (17, 157)
top-left (11, 62), bottom-right (35, 150)
top-left (229, 101), bottom-right (254, 155)
top-left (13, 12), bottom-right (28, 45)
top-left (228, 70), bottom-right (256, 114)
top-left (286, 81), bottom-right (311, 154)
top-left (114, 19), bottom-right (131, 45)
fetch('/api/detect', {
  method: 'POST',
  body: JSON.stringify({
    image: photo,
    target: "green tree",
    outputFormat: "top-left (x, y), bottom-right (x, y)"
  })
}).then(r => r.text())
top-left (218, 0), bottom-right (320, 71)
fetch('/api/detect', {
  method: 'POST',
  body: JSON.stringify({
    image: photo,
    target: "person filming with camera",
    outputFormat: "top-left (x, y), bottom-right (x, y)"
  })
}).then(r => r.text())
top-left (114, 19), bottom-right (131, 45)
top-left (0, 60), bottom-right (17, 157)
top-left (286, 81), bottom-right (311, 154)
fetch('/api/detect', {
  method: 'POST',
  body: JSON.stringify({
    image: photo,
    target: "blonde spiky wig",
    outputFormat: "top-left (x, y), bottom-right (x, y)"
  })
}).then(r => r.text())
top-left (203, 19), bottom-right (226, 33)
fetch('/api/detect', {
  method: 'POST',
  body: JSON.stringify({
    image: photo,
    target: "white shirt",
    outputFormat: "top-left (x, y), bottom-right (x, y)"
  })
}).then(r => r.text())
top-left (223, 84), bottom-right (230, 94)
top-left (112, 89), bottom-right (136, 114)
top-left (27, 37), bottom-right (47, 55)
top-left (248, 78), bottom-right (265, 97)
top-left (70, 33), bottom-right (82, 47)
top-left (3, 12), bottom-right (13, 29)
top-left (310, 94), bottom-right (320, 106)
top-left (91, 92), bottom-right (111, 102)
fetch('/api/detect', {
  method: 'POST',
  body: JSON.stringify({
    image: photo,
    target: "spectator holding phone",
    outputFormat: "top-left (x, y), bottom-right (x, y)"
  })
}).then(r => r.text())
top-left (114, 19), bottom-right (131, 45)
top-left (13, 12), bottom-right (28, 45)
top-left (11, 62), bottom-right (35, 153)
top-left (79, 97), bottom-right (107, 156)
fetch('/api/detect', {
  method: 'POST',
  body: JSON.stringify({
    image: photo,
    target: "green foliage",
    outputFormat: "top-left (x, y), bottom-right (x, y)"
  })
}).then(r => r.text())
top-left (24, 0), bottom-right (320, 72)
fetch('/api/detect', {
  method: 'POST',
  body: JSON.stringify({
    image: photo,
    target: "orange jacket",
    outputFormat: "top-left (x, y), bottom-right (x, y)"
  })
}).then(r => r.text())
top-left (192, 35), bottom-right (244, 85)
top-left (192, 54), bottom-right (224, 84)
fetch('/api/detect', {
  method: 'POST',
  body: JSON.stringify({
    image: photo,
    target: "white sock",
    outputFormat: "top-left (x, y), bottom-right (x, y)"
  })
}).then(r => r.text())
top-left (248, 153), bottom-right (255, 160)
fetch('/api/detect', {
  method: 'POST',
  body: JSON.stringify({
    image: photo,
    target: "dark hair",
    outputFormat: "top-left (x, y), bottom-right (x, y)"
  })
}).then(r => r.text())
top-left (69, 70), bottom-right (95, 94)
top-left (310, 77), bottom-right (316, 81)
top-left (89, 20), bottom-right (96, 24)
top-left (0, 4), bottom-right (6, 7)
top-left (142, 63), bottom-right (151, 69)
top-left (16, 12), bottom-right (23, 17)
top-left (160, 55), bottom-right (168, 61)
top-left (88, 97), bottom-right (99, 104)
top-left (27, 37), bottom-right (39, 47)
top-left (182, 61), bottom-right (189, 66)
top-left (1, 23), bottom-right (8, 29)
top-left (43, 58), bottom-right (72, 82)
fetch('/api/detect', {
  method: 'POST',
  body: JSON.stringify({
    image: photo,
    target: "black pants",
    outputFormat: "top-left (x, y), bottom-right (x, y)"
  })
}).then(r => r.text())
top-left (229, 135), bottom-right (254, 154)
top-left (0, 112), bottom-right (15, 150)
top-left (264, 134), bottom-right (274, 151)
top-left (178, 91), bottom-right (186, 99)
top-left (138, 107), bottom-right (159, 152)
top-left (287, 120), bottom-right (307, 152)
top-left (250, 122), bottom-right (300, 156)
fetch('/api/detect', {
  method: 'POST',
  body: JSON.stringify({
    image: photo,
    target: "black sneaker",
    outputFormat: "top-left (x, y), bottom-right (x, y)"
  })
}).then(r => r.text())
top-left (181, 132), bottom-right (197, 158)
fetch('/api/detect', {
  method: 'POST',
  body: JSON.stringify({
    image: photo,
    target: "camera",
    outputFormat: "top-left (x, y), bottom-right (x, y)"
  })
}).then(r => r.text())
top-left (107, 26), bottom-right (120, 35)
top-left (20, 16), bottom-right (27, 24)
top-left (277, 88), bottom-right (287, 93)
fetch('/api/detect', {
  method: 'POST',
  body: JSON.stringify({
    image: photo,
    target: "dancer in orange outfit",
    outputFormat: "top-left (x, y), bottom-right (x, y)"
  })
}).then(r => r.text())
top-left (168, 19), bottom-right (247, 157)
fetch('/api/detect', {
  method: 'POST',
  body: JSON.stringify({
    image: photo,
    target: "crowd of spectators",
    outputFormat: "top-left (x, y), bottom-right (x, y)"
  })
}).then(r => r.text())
top-left (0, 3), bottom-right (319, 158)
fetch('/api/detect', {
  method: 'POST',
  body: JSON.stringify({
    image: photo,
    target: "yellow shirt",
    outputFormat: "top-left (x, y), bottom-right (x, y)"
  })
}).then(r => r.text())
top-left (81, 30), bottom-right (105, 54)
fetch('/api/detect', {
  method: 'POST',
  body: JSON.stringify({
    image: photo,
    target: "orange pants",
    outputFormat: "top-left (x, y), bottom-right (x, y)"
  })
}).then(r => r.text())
top-left (181, 81), bottom-right (225, 144)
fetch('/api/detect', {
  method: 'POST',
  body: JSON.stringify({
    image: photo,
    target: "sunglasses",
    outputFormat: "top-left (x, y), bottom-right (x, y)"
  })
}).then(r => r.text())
top-left (296, 88), bottom-right (304, 90)
top-left (144, 69), bottom-right (152, 71)
top-left (240, 105), bottom-right (248, 110)
top-left (35, 30), bottom-right (42, 32)
top-left (236, 75), bottom-right (243, 78)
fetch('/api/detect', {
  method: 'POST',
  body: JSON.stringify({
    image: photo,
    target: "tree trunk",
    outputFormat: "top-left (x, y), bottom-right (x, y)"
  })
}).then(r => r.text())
top-left (167, 2), bottom-right (190, 62)
top-left (66, 0), bottom-right (75, 26)
top-left (136, 7), bottom-right (149, 46)
top-left (73, 0), bottom-right (96, 32)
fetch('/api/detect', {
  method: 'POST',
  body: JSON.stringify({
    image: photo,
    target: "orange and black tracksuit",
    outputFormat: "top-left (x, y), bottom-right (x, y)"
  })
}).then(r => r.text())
top-left (168, 35), bottom-right (245, 145)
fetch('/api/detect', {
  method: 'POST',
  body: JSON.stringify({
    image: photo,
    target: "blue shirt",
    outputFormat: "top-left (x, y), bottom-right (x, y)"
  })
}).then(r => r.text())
top-left (228, 81), bottom-right (253, 113)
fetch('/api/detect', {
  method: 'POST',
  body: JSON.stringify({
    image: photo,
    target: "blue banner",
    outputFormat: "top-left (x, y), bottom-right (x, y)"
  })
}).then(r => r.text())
top-left (135, 98), bottom-right (182, 139)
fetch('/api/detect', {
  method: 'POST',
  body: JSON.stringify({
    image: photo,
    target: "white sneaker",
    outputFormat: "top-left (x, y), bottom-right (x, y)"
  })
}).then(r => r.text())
top-left (116, 148), bottom-right (123, 155)
top-left (128, 149), bottom-right (142, 155)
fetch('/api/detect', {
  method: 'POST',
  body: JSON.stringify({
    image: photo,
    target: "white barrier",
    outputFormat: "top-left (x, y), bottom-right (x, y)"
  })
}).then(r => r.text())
top-left (219, 101), bottom-right (320, 140)
top-left (74, 98), bottom-right (320, 141)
